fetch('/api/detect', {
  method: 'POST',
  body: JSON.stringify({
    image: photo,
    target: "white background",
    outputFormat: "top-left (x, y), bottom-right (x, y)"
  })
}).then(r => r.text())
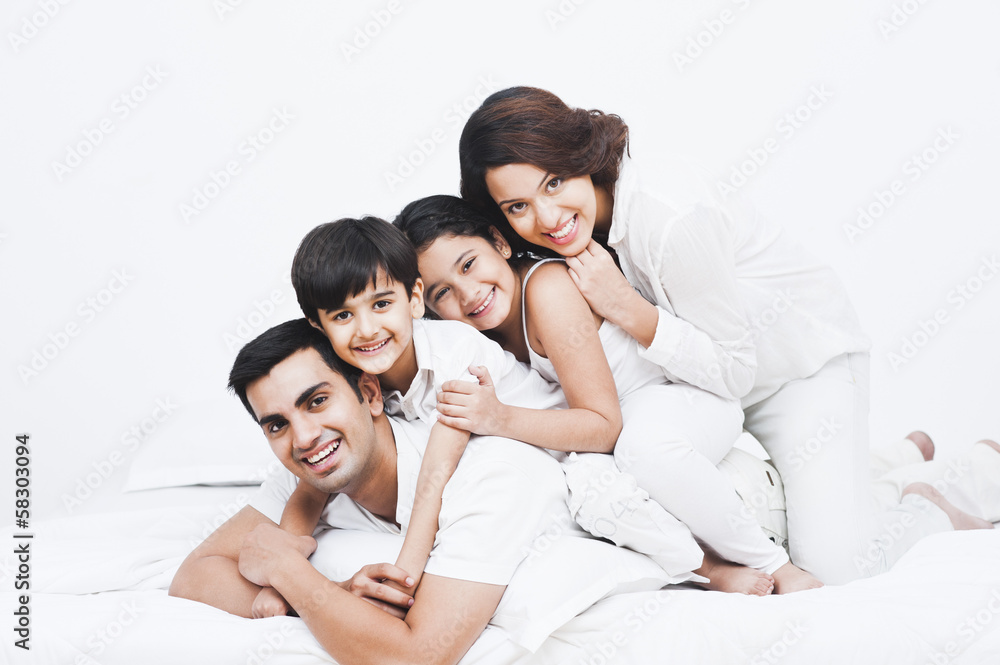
top-left (3, 0), bottom-right (999, 523)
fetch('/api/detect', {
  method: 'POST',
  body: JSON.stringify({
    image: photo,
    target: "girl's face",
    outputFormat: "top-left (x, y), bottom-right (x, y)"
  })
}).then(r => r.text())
top-left (417, 231), bottom-right (518, 333)
top-left (485, 163), bottom-right (603, 257)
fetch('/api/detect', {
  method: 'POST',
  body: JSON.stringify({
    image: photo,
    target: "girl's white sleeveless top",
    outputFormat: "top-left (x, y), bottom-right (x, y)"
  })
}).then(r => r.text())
top-left (520, 259), bottom-right (668, 400)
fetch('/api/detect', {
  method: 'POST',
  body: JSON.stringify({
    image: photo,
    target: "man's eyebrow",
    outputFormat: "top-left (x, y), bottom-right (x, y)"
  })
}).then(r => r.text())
top-left (496, 172), bottom-right (551, 207)
top-left (258, 413), bottom-right (283, 428)
top-left (426, 250), bottom-right (474, 296)
top-left (295, 382), bottom-right (330, 408)
top-left (256, 381), bottom-right (328, 427)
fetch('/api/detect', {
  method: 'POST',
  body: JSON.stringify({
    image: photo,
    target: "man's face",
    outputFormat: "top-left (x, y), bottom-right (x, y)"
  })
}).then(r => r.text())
top-left (246, 347), bottom-right (383, 496)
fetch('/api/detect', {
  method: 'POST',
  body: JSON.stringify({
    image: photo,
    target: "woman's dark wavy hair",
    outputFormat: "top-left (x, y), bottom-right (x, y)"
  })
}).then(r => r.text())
top-left (458, 86), bottom-right (630, 215)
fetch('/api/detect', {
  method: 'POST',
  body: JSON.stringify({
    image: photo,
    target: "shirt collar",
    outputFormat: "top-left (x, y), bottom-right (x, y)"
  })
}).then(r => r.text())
top-left (607, 154), bottom-right (635, 247)
top-left (382, 318), bottom-right (434, 407)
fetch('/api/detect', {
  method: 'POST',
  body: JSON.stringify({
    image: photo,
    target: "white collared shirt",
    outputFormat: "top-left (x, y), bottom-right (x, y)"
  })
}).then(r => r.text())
top-left (382, 318), bottom-right (567, 424)
top-left (609, 155), bottom-right (871, 407)
top-left (249, 417), bottom-right (573, 585)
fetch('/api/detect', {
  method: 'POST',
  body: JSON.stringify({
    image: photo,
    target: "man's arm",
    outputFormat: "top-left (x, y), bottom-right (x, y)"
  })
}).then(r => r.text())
top-left (240, 523), bottom-right (504, 665)
top-left (168, 504), bottom-right (283, 618)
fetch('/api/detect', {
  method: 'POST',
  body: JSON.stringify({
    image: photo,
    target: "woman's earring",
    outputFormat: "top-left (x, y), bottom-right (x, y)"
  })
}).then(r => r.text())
top-left (502, 247), bottom-right (511, 258)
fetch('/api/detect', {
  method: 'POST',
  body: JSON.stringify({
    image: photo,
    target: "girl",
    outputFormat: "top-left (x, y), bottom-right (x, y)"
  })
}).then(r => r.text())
top-left (454, 86), bottom-right (964, 583)
top-left (395, 194), bottom-right (819, 595)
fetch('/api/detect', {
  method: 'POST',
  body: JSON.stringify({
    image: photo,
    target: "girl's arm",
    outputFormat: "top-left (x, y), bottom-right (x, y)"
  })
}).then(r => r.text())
top-left (393, 421), bottom-right (470, 591)
top-left (437, 262), bottom-right (622, 454)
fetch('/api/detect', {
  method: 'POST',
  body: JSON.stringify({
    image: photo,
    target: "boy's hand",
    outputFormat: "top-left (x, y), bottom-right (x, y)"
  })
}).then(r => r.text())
top-left (251, 586), bottom-right (292, 619)
top-left (436, 366), bottom-right (507, 435)
top-left (338, 563), bottom-right (416, 619)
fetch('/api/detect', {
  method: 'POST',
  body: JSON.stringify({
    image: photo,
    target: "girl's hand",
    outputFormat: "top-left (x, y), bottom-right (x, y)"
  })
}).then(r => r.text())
top-left (436, 366), bottom-right (508, 435)
top-left (251, 586), bottom-right (292, 619)
top-left (565, 240), bottom-right (637, 326)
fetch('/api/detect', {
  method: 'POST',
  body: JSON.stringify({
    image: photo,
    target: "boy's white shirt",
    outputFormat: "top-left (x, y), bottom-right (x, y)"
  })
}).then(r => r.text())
top-left (381, 318), bottom-right (567, 425)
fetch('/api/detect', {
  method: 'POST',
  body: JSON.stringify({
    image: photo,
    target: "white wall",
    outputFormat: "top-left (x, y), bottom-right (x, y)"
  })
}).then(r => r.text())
top-left (3, 0), bottom-right (998, 521)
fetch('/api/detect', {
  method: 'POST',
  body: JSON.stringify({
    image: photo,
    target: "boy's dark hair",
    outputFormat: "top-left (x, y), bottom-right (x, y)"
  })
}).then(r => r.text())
top-left (291, 217), bottom-right (420, 324)
top-left (228, 318), bottom-right (364, 421)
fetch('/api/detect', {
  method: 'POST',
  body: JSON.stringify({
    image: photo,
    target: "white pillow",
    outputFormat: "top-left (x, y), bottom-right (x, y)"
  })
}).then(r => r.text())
top-left (123, 397), bottom-right (277, 491)
top-left (309, 529), bottom-right (404, 582)
top-left (307, 527), bottom-right (676, 653)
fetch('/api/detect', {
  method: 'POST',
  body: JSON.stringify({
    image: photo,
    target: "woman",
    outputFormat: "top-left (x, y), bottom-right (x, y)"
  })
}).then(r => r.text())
top-left (456, 86), bottom-right (962, 583)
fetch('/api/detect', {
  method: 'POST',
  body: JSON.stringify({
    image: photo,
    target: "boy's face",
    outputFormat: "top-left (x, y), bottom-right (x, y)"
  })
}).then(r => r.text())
top-left (313, 271), bottom-right (424, 389)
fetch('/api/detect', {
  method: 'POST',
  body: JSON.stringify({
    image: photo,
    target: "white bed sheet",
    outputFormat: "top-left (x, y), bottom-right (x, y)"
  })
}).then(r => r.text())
top-left (3, 487), bottom-right (999, 665)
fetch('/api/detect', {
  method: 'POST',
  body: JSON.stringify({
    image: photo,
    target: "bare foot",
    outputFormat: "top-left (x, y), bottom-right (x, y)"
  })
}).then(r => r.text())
top-left (695, 551), bottom-right (773, 596)
top-left (906, 431), bottom-right (935, 461)
top-left (903, 482), bottom-right (994, 530)
top-left (771, 562), bottom-right (824, 594)
top-left (978, 439), bottom-right (1000, 455)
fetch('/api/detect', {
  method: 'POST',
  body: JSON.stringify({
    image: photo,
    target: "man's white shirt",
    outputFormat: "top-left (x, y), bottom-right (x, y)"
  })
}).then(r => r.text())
top-left (250, 416), bottom-right (572, 586)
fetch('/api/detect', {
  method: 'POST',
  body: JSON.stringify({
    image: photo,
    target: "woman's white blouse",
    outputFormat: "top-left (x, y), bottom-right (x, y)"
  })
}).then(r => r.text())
top-left (609, 156), bottom-right (871, 407)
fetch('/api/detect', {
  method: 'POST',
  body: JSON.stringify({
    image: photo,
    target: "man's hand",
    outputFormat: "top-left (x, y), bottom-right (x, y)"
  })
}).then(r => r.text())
top-left (437, 366), bottom-right (507, 435)
top-left (338, 562), bottom-right (416, 619)
top-left (238, 523), bottom-right (316, 588)
top-left (251, 586), bottom-right (292, 619)
top-left (565, 239), bottom-right (636, 326)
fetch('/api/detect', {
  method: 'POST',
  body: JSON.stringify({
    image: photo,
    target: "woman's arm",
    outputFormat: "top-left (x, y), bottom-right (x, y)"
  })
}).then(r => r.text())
top-left (568, 204), bottom-right (757, 400)
top-left (437, 262), bottom-right (622, 453)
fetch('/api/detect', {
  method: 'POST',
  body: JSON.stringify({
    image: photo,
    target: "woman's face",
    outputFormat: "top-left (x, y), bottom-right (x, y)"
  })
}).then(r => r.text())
top-left (417, 232), bottom-right (518, 333)
top-left (484, 163), bottom-right (599, 257)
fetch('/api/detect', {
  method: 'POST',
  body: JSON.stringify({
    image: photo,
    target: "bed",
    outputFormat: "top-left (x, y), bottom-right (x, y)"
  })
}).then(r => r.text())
top-left (4, 399), bottom-right (999, 665)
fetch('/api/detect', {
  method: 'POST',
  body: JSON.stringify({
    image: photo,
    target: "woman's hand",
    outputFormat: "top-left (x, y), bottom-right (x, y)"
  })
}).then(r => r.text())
top-left (565, 240), bottom-right (639, 327)
top-left (251, 586), bottom-right (292, 619)
top-left (436, 366), bottom-right (508, 435)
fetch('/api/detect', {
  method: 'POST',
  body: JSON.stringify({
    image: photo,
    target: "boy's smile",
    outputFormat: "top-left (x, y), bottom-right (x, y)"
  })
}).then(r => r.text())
top-left (314, 271), bottom-right (424, 393)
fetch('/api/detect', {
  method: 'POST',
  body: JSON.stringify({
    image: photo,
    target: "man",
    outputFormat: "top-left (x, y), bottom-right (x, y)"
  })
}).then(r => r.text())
top-left (169, 319), bottom-right (572, 665)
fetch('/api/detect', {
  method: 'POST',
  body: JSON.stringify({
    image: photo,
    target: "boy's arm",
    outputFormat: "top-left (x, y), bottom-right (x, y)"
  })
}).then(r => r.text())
top-left (393, 421), bottom-right (470, 590)
top-left (280, 481), bottom-right (331, 536)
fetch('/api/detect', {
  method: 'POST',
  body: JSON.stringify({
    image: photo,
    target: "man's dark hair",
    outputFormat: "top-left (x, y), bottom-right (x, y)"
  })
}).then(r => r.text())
top-left (291, 217), bottom-right (420, 324)
top-left (228, 318), bottom-right (364, 421)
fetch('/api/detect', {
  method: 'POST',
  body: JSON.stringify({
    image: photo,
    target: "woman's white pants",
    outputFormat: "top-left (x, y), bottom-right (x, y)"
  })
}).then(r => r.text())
top-left (743, 352), bottom-right (952, 584)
